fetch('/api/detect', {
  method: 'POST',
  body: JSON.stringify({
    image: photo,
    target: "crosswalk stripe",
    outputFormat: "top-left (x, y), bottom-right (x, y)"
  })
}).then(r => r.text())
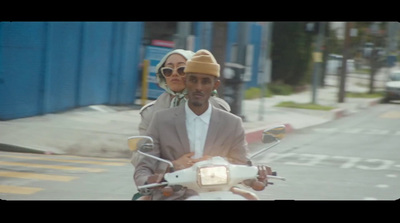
top-left (0, 154), bottom-right (128, 166)
top-left (57, 154), bottom-right (131, 162)
top-left (380, 111), bottom-right (400, 119)
top-left (0, 171), bottom-right (77, 182)
top-left (0, 185), bottom-right (43, 195)
top-left (0, 161), bottom-right (105, 173)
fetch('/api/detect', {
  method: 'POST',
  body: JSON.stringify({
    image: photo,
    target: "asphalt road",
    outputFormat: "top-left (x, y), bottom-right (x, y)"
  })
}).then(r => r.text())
top-left (1, 102), bottom-right (399, 200)
top-left (249, 102), bottom-right (400, 200)
top-left (0, 153), bottom-right (135, 200)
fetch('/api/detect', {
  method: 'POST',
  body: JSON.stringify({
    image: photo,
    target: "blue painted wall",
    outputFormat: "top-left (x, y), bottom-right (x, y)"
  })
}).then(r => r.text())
top-left (0, 21), bottom-right (143, 120)
top-left (246, 23), bottom-right (262, 88)
top-left (224, 22), bottom-right (263, 87)
top-left (0, 22), bottom-right (46, 119)
top-left (0, 21), bottom-right (263, 120)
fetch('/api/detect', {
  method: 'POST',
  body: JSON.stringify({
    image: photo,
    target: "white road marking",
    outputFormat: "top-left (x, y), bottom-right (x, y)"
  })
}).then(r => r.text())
top-left (284, 154), bottom-right (328, 166)
top-left (313, 127), bottom-right (397, 135)
top-left (331, 156), bottom-right (362, 169)
top-left (356, 159), bottom-right (395, 170)
top-left (265, 152), bottom-right (399, 171)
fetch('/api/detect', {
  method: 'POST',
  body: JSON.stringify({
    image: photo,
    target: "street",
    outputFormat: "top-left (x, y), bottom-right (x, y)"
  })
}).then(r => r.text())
top-left (0, 153), bottom-right (135, 200)
top-left (1, 103), bottom-right (399, 200)
top-left (249, 102), bottom-right (400, 200)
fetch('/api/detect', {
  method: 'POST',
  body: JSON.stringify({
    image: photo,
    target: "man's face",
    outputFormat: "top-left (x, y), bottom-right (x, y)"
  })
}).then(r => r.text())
top-left (185, 73), bottom-right (220, 107)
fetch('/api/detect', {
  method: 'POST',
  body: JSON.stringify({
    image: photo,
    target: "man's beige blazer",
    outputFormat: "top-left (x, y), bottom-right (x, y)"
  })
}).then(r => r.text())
top-left (133, 103), bottom-right (249, 200)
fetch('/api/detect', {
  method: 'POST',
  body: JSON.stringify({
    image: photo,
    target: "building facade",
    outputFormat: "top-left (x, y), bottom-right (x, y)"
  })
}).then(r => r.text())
top-left (0, 21), bottom-right (267, 120)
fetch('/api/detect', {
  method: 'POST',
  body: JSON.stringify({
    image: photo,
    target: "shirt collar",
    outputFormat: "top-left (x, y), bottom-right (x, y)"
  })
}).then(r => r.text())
top-left (185, 101), bottom-right (212, 124)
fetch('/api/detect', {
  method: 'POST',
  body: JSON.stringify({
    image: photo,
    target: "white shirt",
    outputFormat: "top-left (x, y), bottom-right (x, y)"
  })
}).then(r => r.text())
top-left (185, 101), bottom-right (212, 159)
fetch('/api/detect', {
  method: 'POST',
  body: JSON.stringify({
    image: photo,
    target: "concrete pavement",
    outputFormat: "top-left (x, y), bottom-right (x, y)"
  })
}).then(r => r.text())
top-left (0, 65), bottom-right (396, 158)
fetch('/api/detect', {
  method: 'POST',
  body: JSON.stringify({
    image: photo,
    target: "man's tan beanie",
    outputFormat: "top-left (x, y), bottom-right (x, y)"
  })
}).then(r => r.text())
top-left (184, 49), bottom-right (220, 77)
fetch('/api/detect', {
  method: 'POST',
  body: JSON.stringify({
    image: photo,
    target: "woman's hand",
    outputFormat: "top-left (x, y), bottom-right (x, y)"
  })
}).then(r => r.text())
top-left (172, 153), bottom-right (214, 170)
top-left (172, 152), bottom-right (196, 170)
top-left (193, 155), bottom-right (213, 162)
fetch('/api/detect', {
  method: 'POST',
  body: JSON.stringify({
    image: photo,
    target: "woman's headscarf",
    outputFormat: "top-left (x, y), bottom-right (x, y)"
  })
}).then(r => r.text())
top-left (155, 49), bottom-right (195, 107)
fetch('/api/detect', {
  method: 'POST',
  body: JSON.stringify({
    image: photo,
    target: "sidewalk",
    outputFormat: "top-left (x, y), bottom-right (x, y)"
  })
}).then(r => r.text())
top-left (0, 66), bottom-right (395, 158)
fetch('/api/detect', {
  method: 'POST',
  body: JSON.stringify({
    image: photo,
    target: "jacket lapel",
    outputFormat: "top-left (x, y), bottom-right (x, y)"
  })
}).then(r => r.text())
top-left (174, 105), bottom-right (191, 154)
top-left (203, 107), bottom-right (220, 155)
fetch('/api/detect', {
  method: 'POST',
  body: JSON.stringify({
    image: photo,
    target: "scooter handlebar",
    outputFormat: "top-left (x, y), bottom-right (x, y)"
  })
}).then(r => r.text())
top-left (138, 182), bottom-right (169, 190)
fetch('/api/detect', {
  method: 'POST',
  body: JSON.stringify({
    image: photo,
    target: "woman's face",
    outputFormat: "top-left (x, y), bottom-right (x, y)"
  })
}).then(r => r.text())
top-left (161, 54), bottom-right (187, 93)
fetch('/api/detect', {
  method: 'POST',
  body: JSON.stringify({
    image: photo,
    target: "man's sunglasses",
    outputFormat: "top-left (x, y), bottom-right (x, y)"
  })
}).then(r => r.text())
top-left (160, 66), bottom-right (186, 77)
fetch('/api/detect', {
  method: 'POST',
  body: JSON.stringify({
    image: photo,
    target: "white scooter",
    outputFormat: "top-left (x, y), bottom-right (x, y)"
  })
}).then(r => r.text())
top-left (128, 125), bottom-right (286, 200)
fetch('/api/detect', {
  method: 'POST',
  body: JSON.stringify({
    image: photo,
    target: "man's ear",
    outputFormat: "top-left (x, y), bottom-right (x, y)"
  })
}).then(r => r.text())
top-left (213, 79), bottom-right (220, 90)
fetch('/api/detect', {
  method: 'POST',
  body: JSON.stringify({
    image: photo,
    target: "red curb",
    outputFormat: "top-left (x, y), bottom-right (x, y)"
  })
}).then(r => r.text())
top-left (245, 123), bottom-right (293, 144)
top-left (369, 98), bottom-right (381, 107)
top-left (245, 130), bottom-right (263, 144)
top-left (331, 108), bottom-right (345, 120)
top-left (284, 123), bottom-right (294, 134)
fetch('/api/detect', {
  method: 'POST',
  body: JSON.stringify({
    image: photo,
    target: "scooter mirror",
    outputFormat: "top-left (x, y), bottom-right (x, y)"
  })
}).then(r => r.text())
top-left (128, 135), bottom-right (175, 171)
top-left (250, 125), bottom-right (287, 160)
top-left (128, 136), bottom-right (153, 151)
top-left (262, 125), bottom-right (286, 144)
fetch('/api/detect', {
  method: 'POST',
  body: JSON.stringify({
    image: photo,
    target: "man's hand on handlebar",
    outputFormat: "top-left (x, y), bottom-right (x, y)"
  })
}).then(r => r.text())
top-left (146, 173), bottom-right (164, 185)
top-left (241, 164), bottom-right (272, 191)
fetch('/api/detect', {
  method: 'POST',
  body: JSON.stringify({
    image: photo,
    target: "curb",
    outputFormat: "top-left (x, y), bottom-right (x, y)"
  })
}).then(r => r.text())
top-left (0, 143), bottom-right (48, 155)
top-left (243, 101), bottom-right (354, 144)
top-left (245, 123), bottom-right (293, 144)
top-left (334, 97), bottom-right (383, 118)
top-left (245, 97), bottom-right (383, 145)
top-left (369, 98), bottom-right (383, 107)
top-left (330, 108), bottom-right (346, 120)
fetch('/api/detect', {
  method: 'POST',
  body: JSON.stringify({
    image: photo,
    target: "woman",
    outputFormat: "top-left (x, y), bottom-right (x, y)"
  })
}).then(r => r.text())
top-left (138, 49), bottom-right (230, 135)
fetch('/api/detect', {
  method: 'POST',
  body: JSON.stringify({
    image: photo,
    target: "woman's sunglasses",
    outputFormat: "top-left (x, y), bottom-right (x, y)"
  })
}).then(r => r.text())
top-left (160, 66), bottom-right (186, 77)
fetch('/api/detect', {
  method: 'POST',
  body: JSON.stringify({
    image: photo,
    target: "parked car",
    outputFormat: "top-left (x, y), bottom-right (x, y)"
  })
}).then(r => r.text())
top-left (383, 70), bottom-right (400, 103)
top-left (326, 54), bottom-right (355, 75)
top-left (363, 42), bottom-right (374, 58)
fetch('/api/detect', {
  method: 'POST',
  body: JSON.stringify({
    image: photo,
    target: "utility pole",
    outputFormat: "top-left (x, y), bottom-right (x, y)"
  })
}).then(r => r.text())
top-left (258, 22), bottom-right (273, 121)
top-left (211, 22), bottom-right (228, 97)
top-left (235, 22), bottom-right (250, 120)
top-left (338, 22), bottom-right (351, 103)
top-left (174, 22), bottom-right (191, 49)
top-left (368, 22), bottom-right (380, 94)
top-left (311, 22), bottom-right (326, 104)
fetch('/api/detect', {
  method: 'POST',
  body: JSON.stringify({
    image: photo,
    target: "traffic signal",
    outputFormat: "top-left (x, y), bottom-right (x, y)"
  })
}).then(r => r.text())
top-left (305, 22), bottom-right (319, 34)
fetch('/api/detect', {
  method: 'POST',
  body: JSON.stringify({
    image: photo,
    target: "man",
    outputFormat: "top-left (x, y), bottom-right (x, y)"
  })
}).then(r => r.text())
top-left (133, 49), bottom-right (251, 200)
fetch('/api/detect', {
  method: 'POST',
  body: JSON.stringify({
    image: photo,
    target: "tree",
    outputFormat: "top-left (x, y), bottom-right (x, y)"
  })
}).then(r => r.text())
top-left (211, 22), bottom-right (228, 97)
top-left (271, 22), bottom-right (313, 86)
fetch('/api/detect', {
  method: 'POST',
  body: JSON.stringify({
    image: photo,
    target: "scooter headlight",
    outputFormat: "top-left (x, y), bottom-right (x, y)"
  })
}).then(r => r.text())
top-left (197, 165), bottom-right (229, 186)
